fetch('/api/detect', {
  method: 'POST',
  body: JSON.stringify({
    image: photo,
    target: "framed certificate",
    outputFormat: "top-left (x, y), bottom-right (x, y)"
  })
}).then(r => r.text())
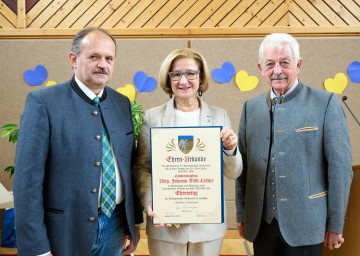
top-left (150, 126), bottom-right (224, 224)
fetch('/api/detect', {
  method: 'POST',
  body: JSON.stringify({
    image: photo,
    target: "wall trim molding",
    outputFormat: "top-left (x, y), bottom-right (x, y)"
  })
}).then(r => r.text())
top-left (1, 27), bottom-right (360, 39)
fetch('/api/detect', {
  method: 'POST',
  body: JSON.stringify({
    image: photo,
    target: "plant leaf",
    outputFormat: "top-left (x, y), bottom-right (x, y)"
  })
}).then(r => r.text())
top-left (4, 166), bottom-right (15, 178)
top-left (1, 124), bottom-right (18, 129)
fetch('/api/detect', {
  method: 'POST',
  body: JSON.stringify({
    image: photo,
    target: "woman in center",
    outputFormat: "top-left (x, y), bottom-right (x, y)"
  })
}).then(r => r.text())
top-left (134, 48), bottom-right (243, 256)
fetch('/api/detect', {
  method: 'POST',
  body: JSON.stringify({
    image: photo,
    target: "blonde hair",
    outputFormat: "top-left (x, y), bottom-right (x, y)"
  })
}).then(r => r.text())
top-left (158, 48), bottom-right (210, 95)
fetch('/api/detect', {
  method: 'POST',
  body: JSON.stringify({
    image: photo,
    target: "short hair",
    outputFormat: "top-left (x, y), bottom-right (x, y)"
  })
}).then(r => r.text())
top-left (258, 33), bottom-right (301, 66)
top-left (71, 27), bottom-right (116, 55)
top-left (158, 48), bottom-right (210, 95)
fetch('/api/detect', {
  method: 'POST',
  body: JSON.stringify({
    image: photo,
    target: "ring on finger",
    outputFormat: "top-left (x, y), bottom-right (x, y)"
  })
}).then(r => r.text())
top-left (334, 244), bottom-right (341, 249)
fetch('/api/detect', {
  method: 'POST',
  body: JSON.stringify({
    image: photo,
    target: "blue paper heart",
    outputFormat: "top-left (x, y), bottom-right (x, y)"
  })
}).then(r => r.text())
top-left (133, 71), bottom-right (157, 92)
top-left (23, 65), bottom-right (48, 86)
top-left (212, 61), bottom-right (235, 83)
top-left (348, 61), bottom-right (360, 83)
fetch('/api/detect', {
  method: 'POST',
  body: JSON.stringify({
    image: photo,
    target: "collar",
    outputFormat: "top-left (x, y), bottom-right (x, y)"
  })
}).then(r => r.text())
top-left (75, 76), bottom-right (104, 101)
top-left (270, 79), bottom-right (299, 99)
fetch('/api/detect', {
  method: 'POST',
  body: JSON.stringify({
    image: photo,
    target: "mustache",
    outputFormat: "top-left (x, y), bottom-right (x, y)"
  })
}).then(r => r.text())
top-left (271, 74), bottom-right (288, 80)
top-left (93, 68), bottom-right (107, 75)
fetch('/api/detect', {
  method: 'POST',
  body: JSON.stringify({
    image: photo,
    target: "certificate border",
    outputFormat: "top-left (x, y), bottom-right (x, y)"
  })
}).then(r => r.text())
top-left (150, 126), bottom-right (224, 224)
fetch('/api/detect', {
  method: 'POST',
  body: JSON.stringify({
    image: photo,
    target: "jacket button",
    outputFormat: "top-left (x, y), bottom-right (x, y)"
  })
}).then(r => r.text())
top-left (92, 111), bottom-right (98, 116)
top-left (95, 162), bottom-right (101, 167)
top-left (89, 217), bottom-right (96, 221)
top-left (91, 188), bottom-right (97, 193)
top-left (95, 135), bottom-right (101, 140)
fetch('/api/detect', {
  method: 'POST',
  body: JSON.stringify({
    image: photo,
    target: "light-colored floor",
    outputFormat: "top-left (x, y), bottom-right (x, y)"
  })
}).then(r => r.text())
top-left (0, 230), bottom-right (253, 255)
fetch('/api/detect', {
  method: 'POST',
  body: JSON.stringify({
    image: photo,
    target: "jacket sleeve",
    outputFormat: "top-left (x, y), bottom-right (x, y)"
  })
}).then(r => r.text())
top-left (223, 110), bottom-right (243, 180)
top-left (235, 102), bottom-right (248, 223)
top-left (13, 92), bottom-right (51, 255)
top-left (133, 110), bottom-right (153, 210)
top-left (324, 94), bottom-right (353, 233)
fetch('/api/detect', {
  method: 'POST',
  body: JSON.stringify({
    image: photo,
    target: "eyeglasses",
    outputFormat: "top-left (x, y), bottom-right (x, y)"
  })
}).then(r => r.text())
top-left (168, 70), bottom-right (200, 81)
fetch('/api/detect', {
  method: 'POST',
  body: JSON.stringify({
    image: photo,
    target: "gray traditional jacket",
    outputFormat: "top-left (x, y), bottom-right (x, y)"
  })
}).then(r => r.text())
top-left (236, 83), bottom-right (353, 246)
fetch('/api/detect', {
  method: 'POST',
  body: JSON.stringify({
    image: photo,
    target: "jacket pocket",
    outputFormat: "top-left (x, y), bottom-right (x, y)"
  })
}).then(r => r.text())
top-left (295, 126), bottom-right (319, 132)
top-left (45, 207), bottom-right (64, 214)
top-left (309, 191), bottom-right (327, 199)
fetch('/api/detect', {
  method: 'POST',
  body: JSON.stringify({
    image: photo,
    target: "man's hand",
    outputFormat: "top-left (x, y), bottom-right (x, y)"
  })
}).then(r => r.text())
top-left (324, 231), bottom-right (344, 250)
top-left (122, 226), bottom-right (140, 255)
top-left (236, 222), bottom-right (245, 238)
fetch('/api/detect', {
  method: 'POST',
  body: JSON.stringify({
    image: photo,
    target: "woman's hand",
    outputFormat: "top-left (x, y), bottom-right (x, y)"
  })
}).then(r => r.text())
top-left (220, 128), bottom-right (237, 150)
top-left (147, 202), bottom-right (172, 227)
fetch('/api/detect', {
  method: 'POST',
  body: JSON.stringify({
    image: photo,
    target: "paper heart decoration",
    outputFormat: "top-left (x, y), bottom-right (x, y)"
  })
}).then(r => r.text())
top-left (116, 84), bottom-right (136, 102)
top-left (212, 61), bottom-right (235, 83)
top-left (24, 65), bottom-right (48, 86)
top-left (45, 81), bottom-right (57, 87)
top-left (324, 73), bottom-right (347, 94)
top-left (235, 70), bottom-right (259, 92)
top-left (133, 71), bottom-right (157, 92)
top-left (347, 61), bottom-right (360, 83)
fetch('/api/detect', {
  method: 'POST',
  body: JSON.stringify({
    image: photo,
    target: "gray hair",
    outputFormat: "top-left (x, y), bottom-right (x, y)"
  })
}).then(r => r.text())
top-left (258, 33), bottom-right (300, 66)
top-left (71, 27), bottom-right (116, 55)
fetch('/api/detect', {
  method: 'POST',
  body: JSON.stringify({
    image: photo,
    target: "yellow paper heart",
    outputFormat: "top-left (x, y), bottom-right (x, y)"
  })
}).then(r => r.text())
top-left (235, 70), bottom-right (259, 92)
top-left (45, 81), bottom-right (57, 87)
top-left (116, 84), bottom-right (136, 102)
top-left (324, 73), bottom-right (347, 94)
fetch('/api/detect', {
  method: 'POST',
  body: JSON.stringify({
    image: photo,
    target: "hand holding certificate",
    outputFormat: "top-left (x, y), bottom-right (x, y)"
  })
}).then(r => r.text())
top-left (150, 126), bottom-right (224, 224)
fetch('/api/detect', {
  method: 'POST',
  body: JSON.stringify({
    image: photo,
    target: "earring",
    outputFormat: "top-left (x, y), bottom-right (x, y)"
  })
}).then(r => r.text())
top-left (198, 91), bottom-right (202, 97)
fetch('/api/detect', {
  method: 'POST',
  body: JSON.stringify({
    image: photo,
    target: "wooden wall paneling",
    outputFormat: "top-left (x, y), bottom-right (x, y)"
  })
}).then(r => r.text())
top-left (101, 0), bottom-right (140, 28)
top-left (325, 0), bottom-right (360, 25)
top-left (260, 3), bottom-right (290, 27)
top-left (129, 0), bottom-right (167, 28)
top-left (0, 2), bottom-right (16, 28)
top-left (275, 14), bottom-right (289, 26)
top-left (115, 0), bottom-right (154, 28)
top-left (57, 0), bottom-right (97, 28)
top-left (217, 0), bottom-right (255, 27)
top-left (0, 14), bottom-right (14, 28)
top-left (172, 0), bottom-right (212, 28)
top-left (29, 0), bottom-right (67, 28)
top-left (293, 0), bottom-right (332, 26)
top-left (187, 0), bottom-right (224, 27)
top-left (157, 0), bottom-right (197, 28)
top-left (201, 0), bottom-right (241, 27)
top-left (288, 13), bottom-right (304, 27)
top-left (232, 0), bottom-right (268, 27)
top-left (42, 0), bottom-right (82, 28)
top-left (143, 0), bottom-right (182, 28)
top-left (324, 0), bottom-right (360, 25)
top-left (17, 0), bottom-right (25, 28)
top-left (288, 3), bottom-right (318, 26)
top-left (87, 0), bottom-right (126, 27)
top-left (247, 0), bottom-right (284, 27)
top-left (25, 0), bottom-right (52, 27)
top-left (71, 0), bottom-right (111, 28)
top-left (311, 0), bottom-right (347, 25)
top-left (338, 0), bottom-right (360, 20)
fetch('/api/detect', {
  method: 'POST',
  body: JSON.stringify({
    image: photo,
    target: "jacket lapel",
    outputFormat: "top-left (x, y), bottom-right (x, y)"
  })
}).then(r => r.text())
top-left (161, 97), bottom-right (176, 126)
top-left (199, 99), bottom-right (213, 126)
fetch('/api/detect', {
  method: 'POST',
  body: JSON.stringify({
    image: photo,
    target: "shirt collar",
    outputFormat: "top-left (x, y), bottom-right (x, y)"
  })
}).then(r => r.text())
top-left (75, 75), bottom-right (104, 101)
top-left (271, 79), bottom-right (299, 99)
